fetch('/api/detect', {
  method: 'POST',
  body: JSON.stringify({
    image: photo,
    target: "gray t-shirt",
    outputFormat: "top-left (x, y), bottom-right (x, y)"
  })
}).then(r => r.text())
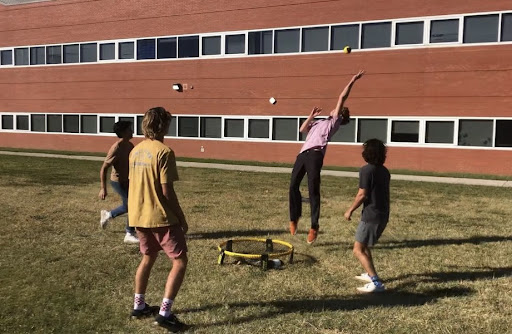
top-left (359, 164), bottom-right (390, 225)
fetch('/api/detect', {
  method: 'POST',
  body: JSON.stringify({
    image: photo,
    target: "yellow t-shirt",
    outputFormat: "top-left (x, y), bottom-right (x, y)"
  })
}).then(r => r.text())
top-left (128, 139), bottom-right (179, 228)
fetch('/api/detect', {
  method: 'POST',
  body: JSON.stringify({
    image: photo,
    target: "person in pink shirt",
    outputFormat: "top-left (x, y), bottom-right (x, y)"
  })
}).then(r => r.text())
top-left (289, 70), bottom-right (365, 244)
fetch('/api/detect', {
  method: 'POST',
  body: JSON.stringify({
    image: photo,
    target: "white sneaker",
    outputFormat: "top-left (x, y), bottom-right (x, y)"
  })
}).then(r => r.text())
top-left (354, 273), bottom-right (373, 283)
top-left (124, 233), bottom-right (139, 244)
top-left (356, 282), bottom-right (386, 293)
top-left (100, 210), bottom-right (112, 229)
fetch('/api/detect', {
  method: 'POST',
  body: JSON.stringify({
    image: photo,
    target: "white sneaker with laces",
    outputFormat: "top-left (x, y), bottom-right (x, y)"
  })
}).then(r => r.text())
top-left (100, 210), bottom-right (112, 229)
top-left (124, 233), bottom-right (140, 244)
top-left (357, 281), bottom-right (386, 293)
top-left (354, 273), bottom-right (372, 283)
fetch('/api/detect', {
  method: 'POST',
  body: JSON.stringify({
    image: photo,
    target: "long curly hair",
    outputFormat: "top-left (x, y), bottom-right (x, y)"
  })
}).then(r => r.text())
top-left (362, 138), bottom-right (387, 165)
top-left (142, 107), bottom-right (172, 139)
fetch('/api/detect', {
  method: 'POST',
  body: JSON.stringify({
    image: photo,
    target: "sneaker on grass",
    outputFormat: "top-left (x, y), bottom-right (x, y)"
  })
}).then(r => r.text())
top-left (124, 232), bottom-right (139, 244)
top-left (130, 304), bottom-right (159, 319)
top-left (354, 273), bottom-right (372, 283)
top-left (100, 210), bottom-right (112, 229)
top-left (356, 281), bottom-right (386, 293)
top-left (154, 313), bottom-right (188, 333)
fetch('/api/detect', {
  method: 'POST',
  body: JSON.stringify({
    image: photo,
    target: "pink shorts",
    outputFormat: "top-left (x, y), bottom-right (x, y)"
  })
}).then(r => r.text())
top-left (136, 225), bottom-right (187, 259)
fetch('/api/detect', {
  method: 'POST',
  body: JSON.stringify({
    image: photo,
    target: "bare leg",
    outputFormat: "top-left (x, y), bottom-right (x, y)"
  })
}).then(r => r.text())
top-left (135, 253), bottom-right (158, 294)
top-left (353, 241), bottom-right (377, 277)
top-left (163, 253), bottom-right (188, 300)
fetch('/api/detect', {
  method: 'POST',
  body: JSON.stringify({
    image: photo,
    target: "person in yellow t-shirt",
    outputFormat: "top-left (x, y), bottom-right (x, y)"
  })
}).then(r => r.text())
top-left (128, 107), bottom-right (188, 332)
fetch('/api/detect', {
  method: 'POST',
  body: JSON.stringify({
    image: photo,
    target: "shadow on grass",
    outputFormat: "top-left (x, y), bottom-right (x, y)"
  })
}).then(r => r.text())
top-left (186, 229), bottom-right (288, 240)
top-left (180, 287), bottom-right (472, 329)
top-left (376, 235), bottom-right (512, 250)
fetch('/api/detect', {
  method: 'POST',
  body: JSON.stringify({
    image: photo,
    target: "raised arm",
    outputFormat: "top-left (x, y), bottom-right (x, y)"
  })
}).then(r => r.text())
top-left (330, 70), bottom-right (365, 118)
top-left (299, 106), bottom-right (322, 134)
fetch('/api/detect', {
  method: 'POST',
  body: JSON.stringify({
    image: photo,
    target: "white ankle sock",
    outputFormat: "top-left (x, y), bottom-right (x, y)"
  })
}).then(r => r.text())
top-left (159, 298), bottom-right (173, 317)
top-left (133, 294), bottom-right (145, 310)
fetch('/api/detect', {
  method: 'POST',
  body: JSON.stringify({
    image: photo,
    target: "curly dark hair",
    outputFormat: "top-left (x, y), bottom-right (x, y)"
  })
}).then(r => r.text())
top-left (113, 121), bottom-right (132, 138)
top-left (362, 138), bottom-right (387, 165)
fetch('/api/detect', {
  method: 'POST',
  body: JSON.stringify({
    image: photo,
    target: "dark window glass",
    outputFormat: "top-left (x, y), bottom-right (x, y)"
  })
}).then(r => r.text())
top-left (118, 117), bottom-right (134, 132)
top-left (30, 114), bottom-right (45, 132)
top-left (248, 119), bottom-right (269, 138)
top-left (30, 47), bottom-right (45, 65)
top-left (495, 120), bottom-right (512, 147)
top-left (137, 39), bottom-right (156, 60)
top-left (501, 13), bottom-right (512, 42)
top-left (362, 22), bottom-right (391, 49)
top-left (63, 115), bottom-right (79, 133)
top-left (100, 43), bottom-right (115, 60)
top-left (299, 117), bottom-right (308, 141)
top-left (63, 44), bottom-right (79, 63)
top-left (330, 121), bottom-right (356, 142)
top-left (136, 115), bottom-right (144, 135)
top-left (430, 19), bottom-right (459, 43)
top-left (464, 15), bottom-right (499, 43)
top-left (248, 31), bottom-right (273, 54)
top-left (14, 48), bottom-right (29, 66)
top-left (396, 22), bottom-right (424, 45)
top-left (46, 46), bottom-right (61, 64)
top-left (224, 119), bottom-right (244, 137)
top-left (331, 24), bottom-right (360, 50)
top-left (274, 29), bottom-right (300, 53)
top-left (200, 117), bottom-right (222, 138)
top-left (47, 114), bottom-right (62, 132)
top-left (1, 115), bottom-right (14, 129)
top-left (157, 37), bottom-right (177, 59)
top-left (119, 42), bottom-right (135, 59)
top-left (16, 115), bottom-right (29, 130)
top-left (458, 120), bottom-right (493, 147)
top-left (1, 50), bottom-right (13, 65)
top-left (225, 34), bottom-right (245, 54)
top-left (425, 121), bottom-right (454, 144)
top-left (80, 43), bottom-right (97, 63)
top-left (272, 118), bottom-right (298, 141)
top-left (302, 26), bottom-right (329, 52)
top-left (167, 116), bottom-right (177, 136)
top-left (357, 119), bottom-right (387, 143)
top-left (178, 117), bottom-right (199, 137)
top-left (202, 36), bottom-right (221, 55)
top-left (99, 116), bottom-right (115, 133)
top-left (178, 36), bottom-right (199, 58)
top-left (391, 121), bottom-right (419, 142)
top-left (80, 115), bottom-right (97, 133)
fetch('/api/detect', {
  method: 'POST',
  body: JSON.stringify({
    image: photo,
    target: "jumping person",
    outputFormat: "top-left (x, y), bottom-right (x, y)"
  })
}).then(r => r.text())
top-left (98, 120), bottom-right (139, 244)
top-left (289, 70), bottom-right (365, 244)
top-left (344, 139), bottom-right (390, 293)
top-left (128, 107), bottom-right (189, 332)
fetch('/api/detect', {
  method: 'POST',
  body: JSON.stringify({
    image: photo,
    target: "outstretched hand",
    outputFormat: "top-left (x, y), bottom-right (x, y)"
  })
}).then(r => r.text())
top-left (353, 70), bottom-right (365, 81)
top-left (310, 107), bottom-right (322, 118)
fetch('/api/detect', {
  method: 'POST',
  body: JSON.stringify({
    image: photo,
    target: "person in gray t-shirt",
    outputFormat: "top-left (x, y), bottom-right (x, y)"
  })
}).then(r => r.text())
top-left (344, 139), bottom-right (390, 293)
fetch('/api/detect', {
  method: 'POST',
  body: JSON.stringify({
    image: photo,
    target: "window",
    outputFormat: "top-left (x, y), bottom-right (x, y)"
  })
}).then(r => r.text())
top-left (302, 26), bottom-right (329, 52)
top-left (299, 117), bottom-right (308, 141)
top-left (178, 117), bottom-right (199, 137)
top-left (99, 116), bottom-right (115, 133)
top-left (330, 121), bottom-right (356, 142)
top-left (200, 117), bottom-right (222, 138)
top-left (396, 22), bottom-right (424, 45)
top-left (47, 114), bottom-right (62, 132)
top-left (30, 114), bottom-right (45, 132)
top-left (463, 14), bottom-right (499, 43)
top-left (224, 119), bottom-right (244, 137)
top-left (331, 24), bottom-right (360, 50)
top-left (430, 19), bottom-right (459, 43)
top-left (119, 42), bottom-right (135, 59)
top-left (495, 120), bottom-right (512, 147)
top-left (458, 119), bottom-right (492, 147)
top-left (274, 29), bottom-right (300, 53)
top-left (157, 38), bottom-right (177, 59)
top-left (425, 121), bottom-right (454, 144)
top-left (362, 22), bottom-right (392, 49)
top-left (501, 13), bottom-right (512, 42)
top-left (248, 119), bottom-right (269, 138)
top-left (80, 43), bottom-right (97, 63)
top-left (248, 31), bottom-right (272, 54)
top-left (1, 50), bottom-right (13, 65)
top-left (167, 116), bottom-right (177, 136)
top-left (178, 36), bottom-right (199, 58)
top-left (100, 43), bottom-right (115, 60)
top-left (63, 115), bottom-right (79, 133)
top-left (14, 48), bottom-right (29, 65)
top-left (137, 39), bottom-right (156, 60)
top-left (357, 119), bottom-right (387, 143)
top-left (16, 115), bottom-right (29, 130)
top-left (46, 46), bottom-right (61, 64)
top-left (391, 121), bottom-right (419, 142)
top-left (30, 47), bottom-right (45, 65)
top-left (1, 115), bottom-right (13, 129)
top-left (136, 115), bottom-right (144, 135)
top-left (225, 34), bottom-right (245, 54)
top-left (81, 115), bottom-right (97, 133)
top-left (272, 118), bottom-right (298, 141)
top-left (202, 36), bottom-right (221, 55)
top-left (63, 44), bottom-right (79, 63)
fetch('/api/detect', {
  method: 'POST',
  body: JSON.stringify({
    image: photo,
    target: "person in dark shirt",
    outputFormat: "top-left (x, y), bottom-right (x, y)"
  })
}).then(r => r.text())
top-left (344, 138), bottom-right (390, 293)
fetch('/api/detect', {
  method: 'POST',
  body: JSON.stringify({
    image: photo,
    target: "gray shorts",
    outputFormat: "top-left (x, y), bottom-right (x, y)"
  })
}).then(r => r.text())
top-left (355, 221), bottom-right (387, 247)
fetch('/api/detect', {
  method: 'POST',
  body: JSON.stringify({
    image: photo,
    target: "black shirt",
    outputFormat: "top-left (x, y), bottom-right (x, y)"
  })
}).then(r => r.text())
top-left (359, 164), bottom-right (390, 225)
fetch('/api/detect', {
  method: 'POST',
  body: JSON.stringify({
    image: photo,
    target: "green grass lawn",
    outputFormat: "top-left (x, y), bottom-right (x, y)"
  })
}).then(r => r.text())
top-left (0, 154), bottom-right (511, 334)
